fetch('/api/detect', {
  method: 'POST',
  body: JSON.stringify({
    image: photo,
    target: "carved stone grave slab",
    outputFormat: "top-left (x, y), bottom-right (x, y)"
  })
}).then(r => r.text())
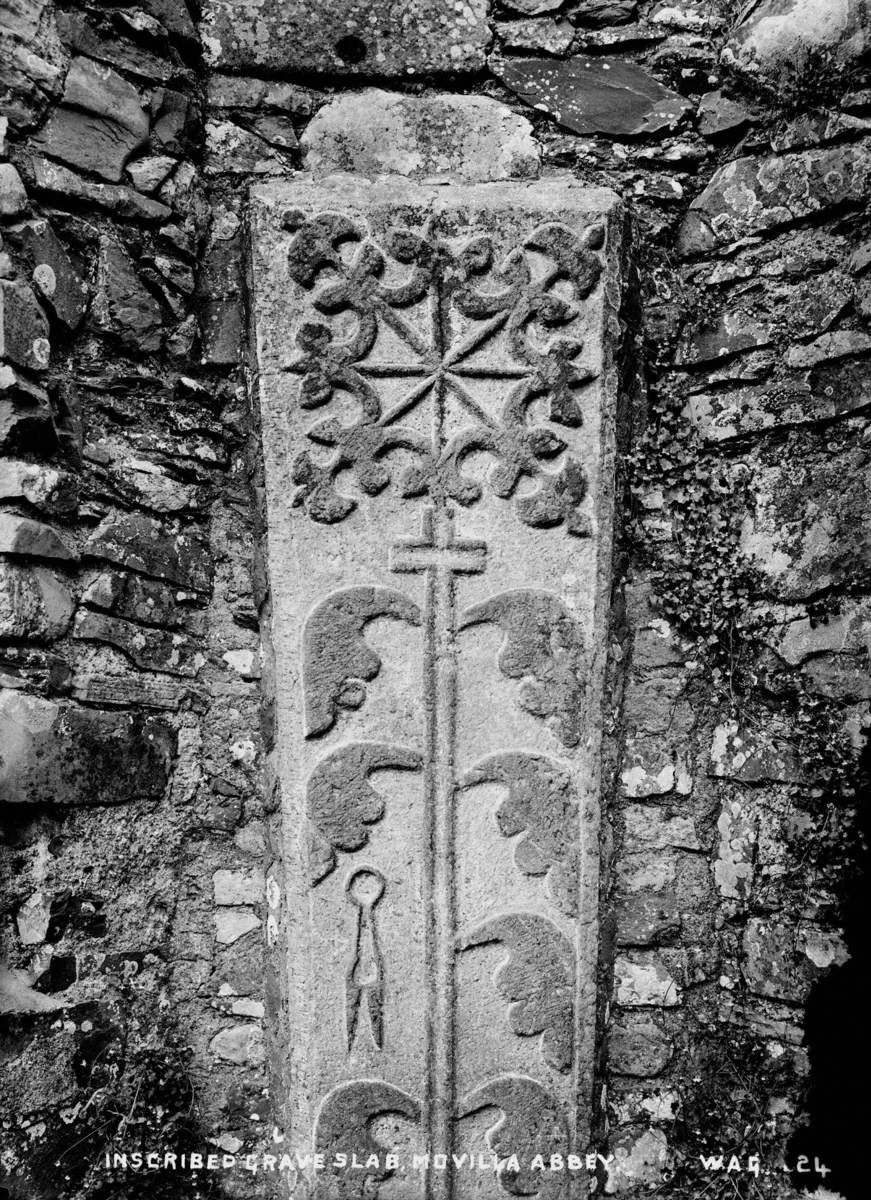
top-left (249, 177), bottom-right (623, 1200)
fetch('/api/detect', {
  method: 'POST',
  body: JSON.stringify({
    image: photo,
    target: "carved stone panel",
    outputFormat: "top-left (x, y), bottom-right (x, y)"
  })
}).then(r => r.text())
top-left (249, 177), bottom-right (623, 1200)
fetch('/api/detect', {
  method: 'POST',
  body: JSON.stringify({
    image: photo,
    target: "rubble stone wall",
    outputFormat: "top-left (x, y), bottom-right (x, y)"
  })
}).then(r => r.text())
top-left (0, 1), bottom-right (868, 1197)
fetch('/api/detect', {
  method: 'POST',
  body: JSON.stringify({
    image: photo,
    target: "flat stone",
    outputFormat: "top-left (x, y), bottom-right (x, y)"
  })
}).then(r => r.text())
top-left (723, 0), bottom-right (868, 87)
top-left (609, 1017), bottom-right (673, 1076)
top-left (0, 457), bottom-right (77, 512)
top-left (0, 365), bottom-right (53, 453)
top-left (31, 55), bottom-right (149, 184)
top-left (686, 370), bottom-right (871, 443)
top-left (0, 0), bottom-right (66, 133)
top-left (495, 54), bottom-right (692, 137)
top-left (213, 867), bottom-right (265, 905)
top-left (739, 445), bottom-right (870, 600)
top-left (17, 218), bottom-right (88, 330)
top-left (81, 570), bottom-right (184, 627)
top-left (200, 0), bottom-right (490, 75)
top-left (15, 890), bottom-right (52, 945)
top-left (620, 742), bottom-right (693, 798)
top-left (0, 279), bottom-right (51, 372)
top-left (497, 17), bottom-right (576, 54)
top-left (205, 118), bottom-right (291, 176)
top-left (677, 309), bottom-right (773, 364)
top-left (207, 76), bottom-right (317, 115)
top-left (0, 687), bottom-right (174, 805)
top-left (615, 891), bottom-right (680, 947)
top-left (679, 144), bottom-right (871, 255)
top-left (0, 162), bottom-right (27, 216)
top-left (573, 0), bottom-right (638, 24)
top-left (25, 155), bottom-right (173, 223)
top-left (72, 610), bottom-right (200, 676)
top-left (606, 1129), bottom-right (669, 1194)
top-left (0, 562), bottom-right (73, 639)
top-left (209, 1023), bottom-right (265, 1065)
top-left (504, 0), bottom-right (564, 13)
top-left (785, 329), bottom-right (871, 369)
top-left (0, 513), bottom-right (75, 560)
top-left (614, 954), bottom-right (681, 1006)
top-left (773, 600), bottom-right (871, 666)
top-left (85, 512), bottom-right (213, 592)
top-left (302, 91), bottom-right (541, 183)
top-left (126, 154), bottom-right (177, 193)
top-left (91, 235), bottom-right (164, 352)
top-left (742, 918), bottom-right (811, 1002)
top-left (249, 175), bottom-right (623, 1186)
top-left (714, 800), bottom-right (756, 901)
top-left (215, 908), bottom-right (261, 944)
top-left (709, 718), bottom-right (805, 785)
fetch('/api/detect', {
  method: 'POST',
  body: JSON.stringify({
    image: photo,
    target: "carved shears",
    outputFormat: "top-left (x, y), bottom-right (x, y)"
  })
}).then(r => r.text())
top-left (345, 867), bottom-right (386, 1050)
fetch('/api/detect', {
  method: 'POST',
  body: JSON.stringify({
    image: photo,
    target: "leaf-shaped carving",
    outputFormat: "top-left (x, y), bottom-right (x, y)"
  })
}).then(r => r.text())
top-left (460, 591), bottom-right (586, 748)
top-left (458, 914), bottom-right (575, 1072)
top-left (515, 457), bottom-right (591, 538)
top-left (304, 588), bottom-right (421, 737)
top-left (315, 1079), bottom-right (420, 1200)
top-left (457, 1074), bottom-right (570, 1198)
top-left (462, 753), bottom-right (579, 917)
top-left (308, 742), bottom-right (422, 884)
top-left (285, 211), bottom-right (363, 289)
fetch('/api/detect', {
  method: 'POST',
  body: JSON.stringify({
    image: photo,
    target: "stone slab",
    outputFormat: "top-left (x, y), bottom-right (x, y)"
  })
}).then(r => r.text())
top-left (302, 91), bottom-right (541, 183)
top-left (249, 176), bottom-right (623, 1198)
top-left (201, 0), bottom-right (490, 76)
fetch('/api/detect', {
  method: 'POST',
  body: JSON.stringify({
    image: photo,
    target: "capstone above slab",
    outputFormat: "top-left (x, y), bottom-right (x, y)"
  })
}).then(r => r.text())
top-left (201, 0), bottom-right (491, 75)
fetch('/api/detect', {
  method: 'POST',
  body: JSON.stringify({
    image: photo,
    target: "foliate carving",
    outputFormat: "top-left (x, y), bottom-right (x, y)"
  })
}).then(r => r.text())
top-left (460, 591), bottom-right (586, 748)
top-left (303, 587), bottom-right (421, 737)
top-left (315, 1080), bottom-right (420, 1200)
top-left (252, 180), bottom-right (621, 1198)
top-left (462, 753), bottom-right (580, 917)
top-left (458, 913), bottom-right (575, 1073)
top-left (284, 210), bottom-right (604, 536)
top-left (307, 742), bottom-right (422, 884)
top-left (458, 1075), bottom-right (571, 1199)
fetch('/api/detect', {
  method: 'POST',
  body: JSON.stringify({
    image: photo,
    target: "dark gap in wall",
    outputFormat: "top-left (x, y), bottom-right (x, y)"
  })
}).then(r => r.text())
top-left (788, 738), bottom-right (871, 1199)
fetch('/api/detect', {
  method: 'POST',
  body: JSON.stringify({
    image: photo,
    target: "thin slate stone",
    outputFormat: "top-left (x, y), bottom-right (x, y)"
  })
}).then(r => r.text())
top-left (495, 54), bottom-right (692, 137)
top-left (200, 0), bottom-right (490, 76)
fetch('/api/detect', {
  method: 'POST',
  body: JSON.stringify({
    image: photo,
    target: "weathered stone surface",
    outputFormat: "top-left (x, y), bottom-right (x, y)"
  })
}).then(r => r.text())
top-left (723, 0), bottom-right (868, 88)
top-left (504, 0), bottom-right (564, 14)
top-left (615, 891), bottom-right (680, 947)
top-left (17, 218), bottom-right (88, 330)
top-left (0, 513), bottom-right (75, 560)
top-left (679, 145), bottom-right (871, 254)
top-left (209, 1023), bottom-right (265, 1066)
top-left (31, 56), bottom-right (149, 184)
top-left (710, 718), bottom-right (805, 784)
top-left (606, 1128), bottom-right (670, 1194)
top-left (495, 55), bottom-right (692, 137)
top-left (0, 458), bottom-right (77, 512)
top-left (785, 329), bottom-right (871, 369)
top-left (739, 447), bottom-right (870, 599)
top-left (85, 511), bottom-right (213, 592)
top-left (696, 89), bottom-right (751, 138)
top-left (214, 867), bottom-right (264, 905)
top-left (0, 562), bottom-right (73, 639)
top-left (615, 954), bottom-right (681, 1006)
top-left (302, 92), bottom-right (541, 183)
top-left (0, 279), bottom-right (51, 372)
top-left (0, 688), bottom-right (174, 805)
top-left (25, 155), bottom-right (172, 223)
top-left (249, 176), bottom-right (623, 1191)
top-left (609, 1016), bottom-right (673, 1076)
top-left (0, 162), bottom-right (27, 216)
top-left (91, 235), bottom-right (163, 352)
top-left (0, 365), bottom-right (53, 453)
top-left (215, 908), bottom-right (261, 944)
top-left (73, 610), bottom-right (200, 676)
top-left (498, 17), bottom-right (576, 54)
top-left (201, 0), bottom-right (490, 75)
top-left (0, 0), bottom-right (66, 131)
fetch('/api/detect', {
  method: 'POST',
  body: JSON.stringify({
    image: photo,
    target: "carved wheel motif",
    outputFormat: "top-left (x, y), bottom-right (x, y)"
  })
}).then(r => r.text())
top-left (284, 209), bottom-right (603, 536)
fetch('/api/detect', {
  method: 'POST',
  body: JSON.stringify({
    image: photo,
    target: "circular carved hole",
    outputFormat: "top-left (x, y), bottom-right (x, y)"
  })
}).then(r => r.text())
top-left (335, 34), bottom-right (367, 64)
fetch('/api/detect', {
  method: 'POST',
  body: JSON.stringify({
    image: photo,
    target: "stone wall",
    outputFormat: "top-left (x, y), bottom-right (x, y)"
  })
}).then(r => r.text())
top-left (1, 1), bottom-right (869, 1198)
